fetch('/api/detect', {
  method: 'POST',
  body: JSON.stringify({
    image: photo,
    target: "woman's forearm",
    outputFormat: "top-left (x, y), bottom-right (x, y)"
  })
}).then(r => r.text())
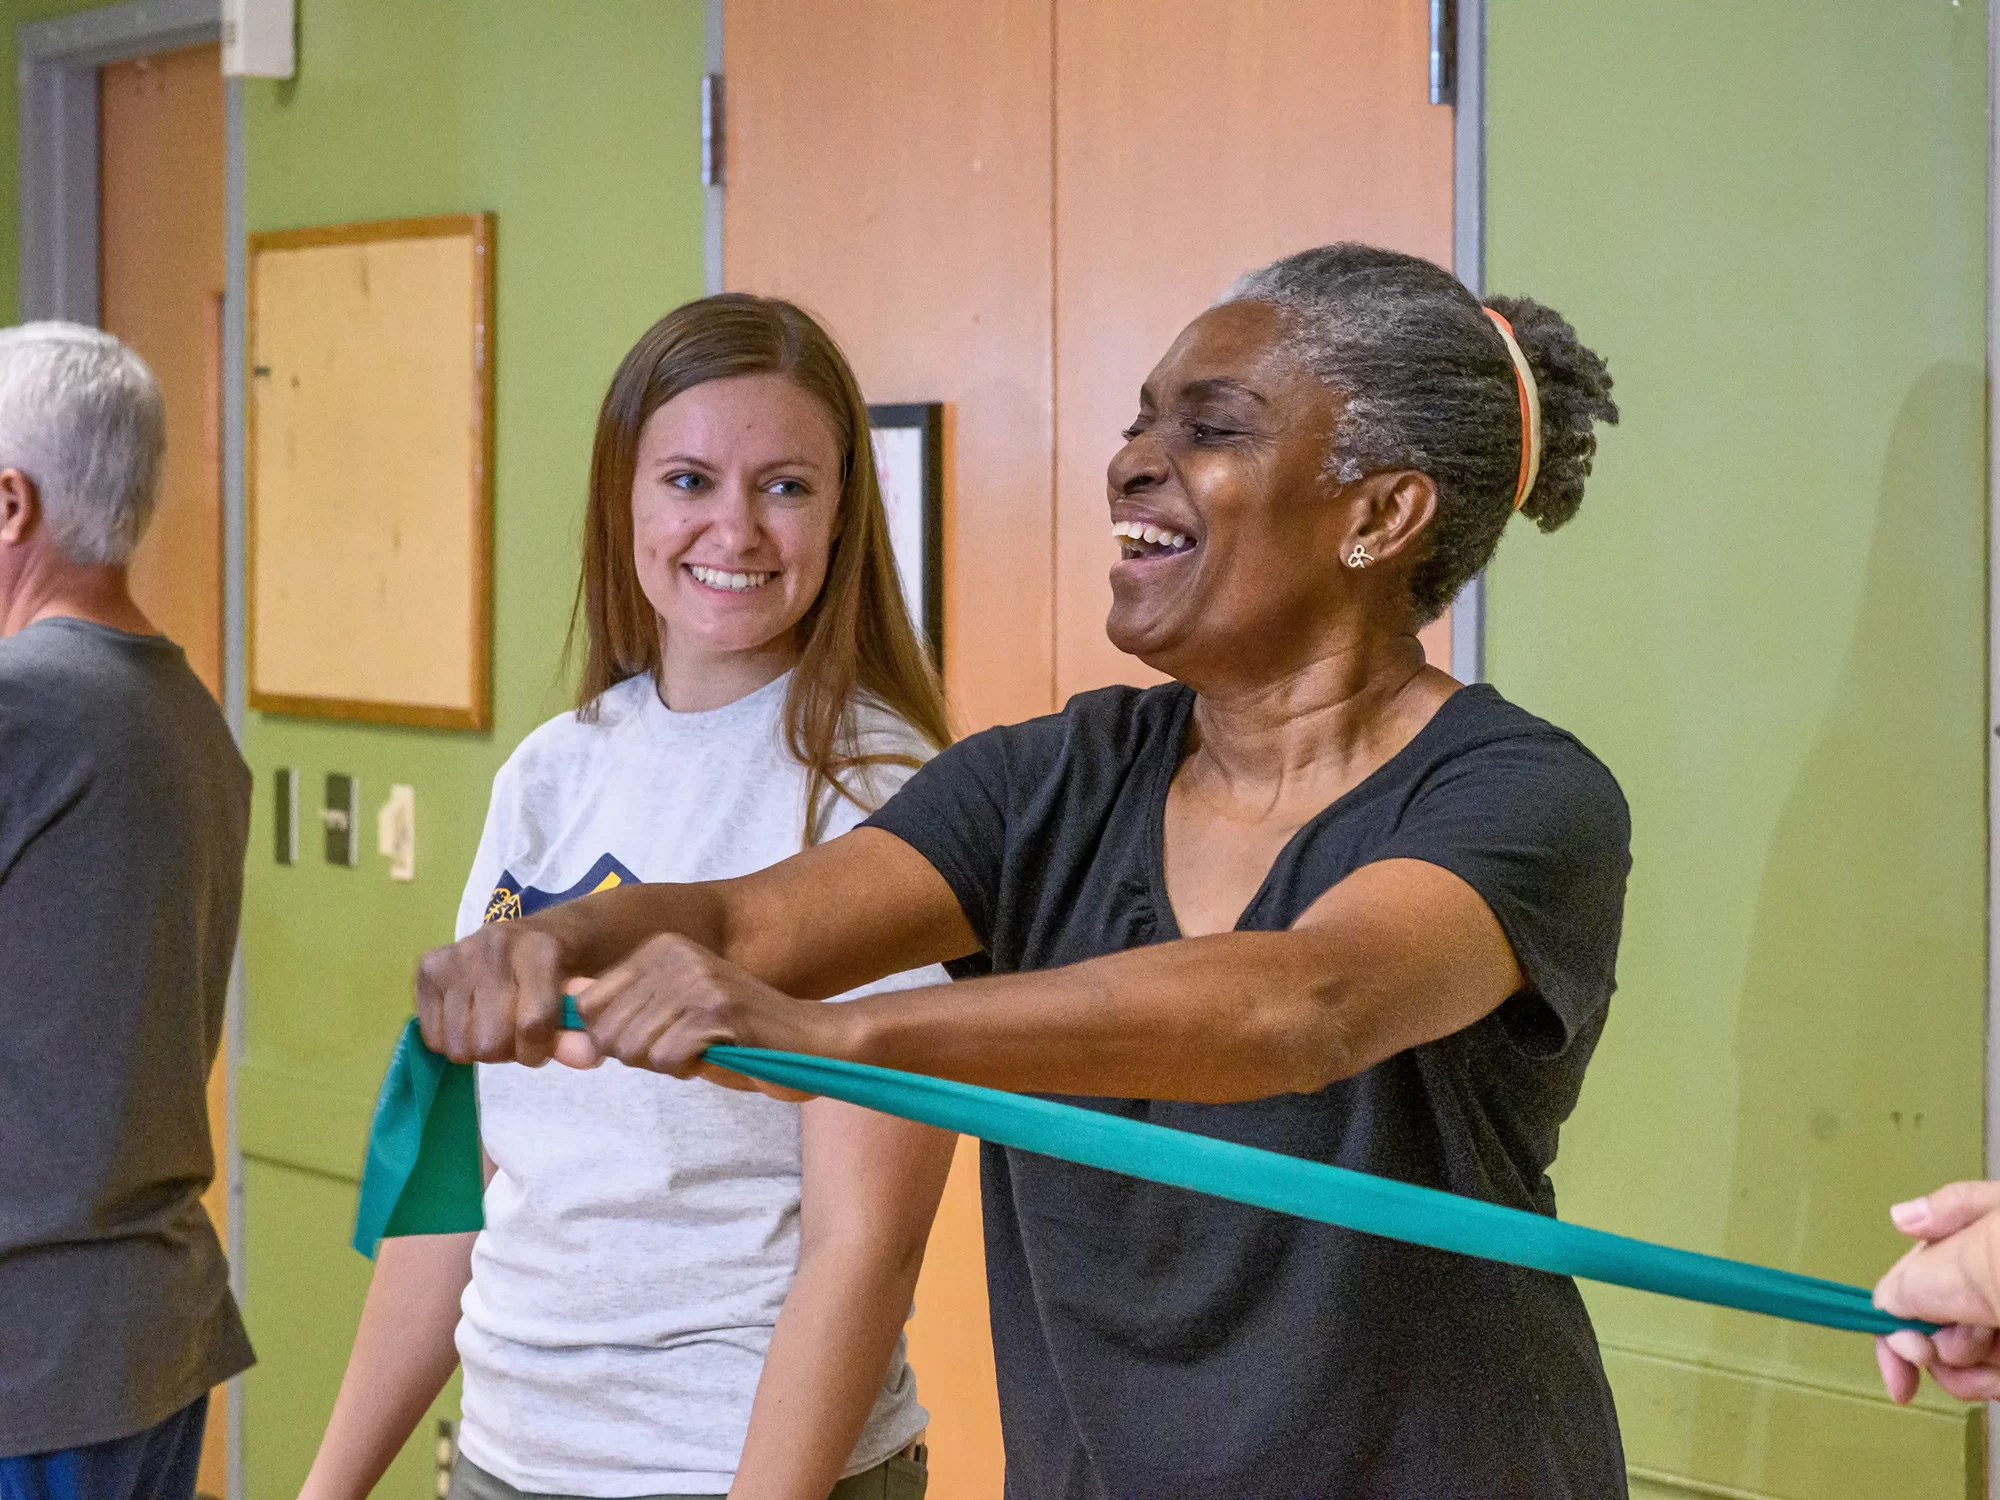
top-left (420, 831), bottom-right (977, 1067)
top-left (298, 1232), bottom-right (475, 1500)
top-left (726, 1103), bottom-right (953, 1499)
top-left (824, 930), bottom-right (1345, 1101)
top-left (528, 879), bottom-right (732, 980)
top-left (521, 832), bottom-right (973, 1001)
top-left (798, 859), bottom-right (1519, 1102)
top-left (728, 1236), bottom-right (929, 1500)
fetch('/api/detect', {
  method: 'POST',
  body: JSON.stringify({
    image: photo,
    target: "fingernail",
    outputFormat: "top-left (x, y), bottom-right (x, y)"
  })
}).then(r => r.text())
top-left (1892, 1198), bottom-right (1927, 1229)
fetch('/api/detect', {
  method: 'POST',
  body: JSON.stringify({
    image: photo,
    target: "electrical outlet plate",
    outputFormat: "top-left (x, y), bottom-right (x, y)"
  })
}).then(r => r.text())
top-left (434, 1418), bottom-right (459, 1499)
top-left (376, 784), bottom-right (416, 882)
top-left (323, 773), bottom-right (358, 867)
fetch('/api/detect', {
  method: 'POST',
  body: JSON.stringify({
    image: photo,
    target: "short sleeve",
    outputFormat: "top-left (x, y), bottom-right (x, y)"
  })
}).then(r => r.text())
top-left (1375, 733), bottom-right (1632, 1056)
top-left (861, 722), bottom-right (1019, 953)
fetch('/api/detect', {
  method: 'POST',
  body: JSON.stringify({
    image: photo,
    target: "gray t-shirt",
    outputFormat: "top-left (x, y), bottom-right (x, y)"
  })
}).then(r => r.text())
top-left (0, 618), bottom-right (254, 1455)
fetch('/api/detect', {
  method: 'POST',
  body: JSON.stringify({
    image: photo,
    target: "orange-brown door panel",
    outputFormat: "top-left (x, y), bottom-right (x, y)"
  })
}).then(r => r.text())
top-left (99, 42), bottom-right (229, 1499)
top-left (102, 43), bottom-right (226, 700)
top-left (725, 0), bottom-right (1057, 740)
top-left (1052, 0), bottom-right (1455, 701)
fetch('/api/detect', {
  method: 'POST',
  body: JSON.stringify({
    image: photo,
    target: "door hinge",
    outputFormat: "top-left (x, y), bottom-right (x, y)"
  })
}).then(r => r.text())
top-left (1429, 0), bottom-right (1457, 107)
top-left (701, 73), bottom-right (726, 186)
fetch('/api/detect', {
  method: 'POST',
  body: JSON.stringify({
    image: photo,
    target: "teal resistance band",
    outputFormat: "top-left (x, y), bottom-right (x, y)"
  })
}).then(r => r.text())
top-left (352, 1003), bottom-right (1931, 1338)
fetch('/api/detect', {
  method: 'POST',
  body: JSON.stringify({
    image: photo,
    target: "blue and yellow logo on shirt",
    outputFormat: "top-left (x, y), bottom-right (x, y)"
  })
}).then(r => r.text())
top-left (483, 852), bottom-right (637, 926)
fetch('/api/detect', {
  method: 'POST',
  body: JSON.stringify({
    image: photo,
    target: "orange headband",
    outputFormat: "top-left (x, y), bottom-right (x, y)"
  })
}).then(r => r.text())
top-left (1483, 308), bottom-right (1542, 510)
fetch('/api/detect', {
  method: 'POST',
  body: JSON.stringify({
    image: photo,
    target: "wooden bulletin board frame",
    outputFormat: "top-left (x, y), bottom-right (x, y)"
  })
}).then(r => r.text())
top-left (246, 213), bottom-right (494, 729)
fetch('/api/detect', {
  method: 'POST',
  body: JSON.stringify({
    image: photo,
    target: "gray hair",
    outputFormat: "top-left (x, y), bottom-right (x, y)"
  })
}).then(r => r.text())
top-left (1221, 244), bottom-right (1617, 621)
top-left (0, 321), bottom-right (166, 565)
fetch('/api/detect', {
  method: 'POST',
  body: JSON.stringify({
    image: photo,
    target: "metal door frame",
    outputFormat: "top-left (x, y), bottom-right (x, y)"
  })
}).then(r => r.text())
top-left (1449, 0), bottom-right (1486, 682)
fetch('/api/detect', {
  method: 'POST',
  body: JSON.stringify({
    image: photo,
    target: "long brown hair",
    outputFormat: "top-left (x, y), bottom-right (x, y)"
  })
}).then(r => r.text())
top-left (568, 294), bottom-right (950, 843)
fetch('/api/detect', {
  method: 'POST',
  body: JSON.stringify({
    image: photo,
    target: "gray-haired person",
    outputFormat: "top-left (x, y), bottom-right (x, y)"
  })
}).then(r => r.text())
top-left (0, 324), bottom-right (253, 1498)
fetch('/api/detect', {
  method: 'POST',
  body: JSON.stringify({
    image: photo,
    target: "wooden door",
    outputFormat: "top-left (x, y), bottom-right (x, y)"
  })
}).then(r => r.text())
top-left (725, 0), bottom-right (1058, 741)
top-left (726, 4), bottom-right (1452, 1494)
top-left (1053, 0), bottom-right (1456, 699)
top-left (102, 44), bottom-right (226, 698)
top-left (725, 6), bottom-right (1053, 1494)
top-left (99, 41), bottom-right (229, 1499)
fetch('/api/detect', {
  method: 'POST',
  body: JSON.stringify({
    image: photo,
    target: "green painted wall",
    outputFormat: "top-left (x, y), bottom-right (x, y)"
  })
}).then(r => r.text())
top-left (235, 2), bottom-right (707, 1494)
top-left (1486, 5), bottom-right (1989, 1497)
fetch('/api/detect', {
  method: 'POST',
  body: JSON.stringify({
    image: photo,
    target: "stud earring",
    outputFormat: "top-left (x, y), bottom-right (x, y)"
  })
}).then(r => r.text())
top-left (1346, 543), bottom-right (1374, 569)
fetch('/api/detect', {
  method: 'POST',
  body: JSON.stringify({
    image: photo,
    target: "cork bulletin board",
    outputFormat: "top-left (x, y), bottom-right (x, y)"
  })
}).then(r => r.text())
top-left (247, 214), bottom-right (494, 729)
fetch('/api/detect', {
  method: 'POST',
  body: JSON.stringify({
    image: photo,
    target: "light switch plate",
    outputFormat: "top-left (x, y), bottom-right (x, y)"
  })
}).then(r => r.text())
top-left (273, 767), bottom-right (297, 865)
top-left (323, 773), bottom-right (358, 867)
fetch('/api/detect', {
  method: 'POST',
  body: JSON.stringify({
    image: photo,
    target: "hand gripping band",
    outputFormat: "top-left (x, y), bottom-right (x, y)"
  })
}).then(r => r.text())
top-left (1484, 307), bottom-right (1543, 510)
top-left (351, 1004), bottom-right (1931, 1338)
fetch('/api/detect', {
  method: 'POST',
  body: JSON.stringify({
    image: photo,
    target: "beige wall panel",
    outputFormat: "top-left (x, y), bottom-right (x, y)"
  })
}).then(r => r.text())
top-left (1053, 0), bottom-right (1455, 699)
top-left (99, 46), bottom-right (230, 1495)
top-left (725, 6), bottom-right (1054, 1494)
top-left (102, 44), bottom-right (226, 698)
top-left (724, 0), bottom-right (1055, 738)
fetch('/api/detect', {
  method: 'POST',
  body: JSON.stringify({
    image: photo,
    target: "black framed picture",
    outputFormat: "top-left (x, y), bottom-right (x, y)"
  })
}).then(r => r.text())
top-left (866, 402), bottom-right (945, 667)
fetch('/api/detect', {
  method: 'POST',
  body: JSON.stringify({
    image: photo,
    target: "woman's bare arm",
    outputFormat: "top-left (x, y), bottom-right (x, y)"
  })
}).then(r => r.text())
top-left (417, 828), bottom-right (975, 1065)
top-left (728, 1104), bottom-right (956, 1498)
top-left (569, 856), bottom-right (1525, 1102)
top-left (296, 1232), bottom-right (475, 1500)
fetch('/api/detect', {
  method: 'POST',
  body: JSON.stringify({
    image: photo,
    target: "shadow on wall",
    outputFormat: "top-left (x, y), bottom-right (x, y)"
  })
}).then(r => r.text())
top-left (1695, 361), bottom-right (1986, 1485)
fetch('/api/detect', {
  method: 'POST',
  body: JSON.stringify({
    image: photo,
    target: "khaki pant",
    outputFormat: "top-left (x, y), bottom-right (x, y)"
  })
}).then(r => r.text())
top-left (447, 1449), bottom-right (928, 1500)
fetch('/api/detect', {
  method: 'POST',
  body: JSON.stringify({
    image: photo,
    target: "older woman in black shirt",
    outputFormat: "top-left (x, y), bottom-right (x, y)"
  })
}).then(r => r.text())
top-left (420, 243), bottom-right (1630, 1499)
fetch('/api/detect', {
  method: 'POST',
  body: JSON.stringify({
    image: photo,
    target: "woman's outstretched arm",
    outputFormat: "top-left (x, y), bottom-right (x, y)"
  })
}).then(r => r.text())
top-left (562, 856), bottom-right (1522, 1104)
top-left (728, 1103), bottom-right (956, 1499)
top-left (416, 828), bottom-right (976, 1066)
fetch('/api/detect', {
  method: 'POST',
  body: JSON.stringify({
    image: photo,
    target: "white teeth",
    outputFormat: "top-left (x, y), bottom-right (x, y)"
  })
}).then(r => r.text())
top-left (688, 564), bottom-right (775, 592)
top-left (1111, 520), bottom-right (1194, 553)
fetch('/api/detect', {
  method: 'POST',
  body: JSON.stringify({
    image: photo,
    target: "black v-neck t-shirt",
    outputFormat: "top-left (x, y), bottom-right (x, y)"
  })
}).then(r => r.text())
top-left (865, 681), bottom-right (1632, 1500)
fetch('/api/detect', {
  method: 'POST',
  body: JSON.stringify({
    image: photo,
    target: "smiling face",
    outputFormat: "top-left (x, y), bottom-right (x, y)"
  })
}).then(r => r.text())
top-left (631, 372), bottom-right (843, 691)
top-left (1105, 300), bottom-right (1375, 681)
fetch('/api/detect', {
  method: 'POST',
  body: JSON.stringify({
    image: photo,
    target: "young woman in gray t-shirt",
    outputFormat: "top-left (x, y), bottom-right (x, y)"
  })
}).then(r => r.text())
top-left (299, 297), bottom-right (955, 1500)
